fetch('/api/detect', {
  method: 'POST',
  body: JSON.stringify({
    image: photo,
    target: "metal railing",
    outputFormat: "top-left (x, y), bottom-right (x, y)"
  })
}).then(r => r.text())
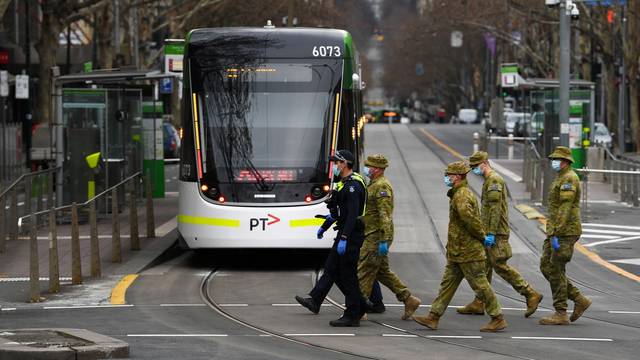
top-left (474, 131), bottom-right (534, 160)
top-left (0, 167), bottom-right (59, 252)
top-left (522, 140), bottom-right (543, 202)
top-left (17, 172), bottom-right (156, 302)
top-left (600, 147), bottom-right (640, 206)
top-left (0, 123), bottom-right (26, 185)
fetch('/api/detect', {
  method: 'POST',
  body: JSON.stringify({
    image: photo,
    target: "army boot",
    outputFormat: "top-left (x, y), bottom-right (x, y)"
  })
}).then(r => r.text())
top-left (570, 295), bottom-right (592, 322)
top-left (539, 310), bottom-right (570, 325)
top-left (413, 312), bottom-right (439, 330)
top-left (457, 298), bottom-right (484, 315)
top-left (401, 295), bottom-right (421, 320)
top-left (480, 314), bottom-right (508, 332)
top-left (524, 290), bottom-right (543, 318)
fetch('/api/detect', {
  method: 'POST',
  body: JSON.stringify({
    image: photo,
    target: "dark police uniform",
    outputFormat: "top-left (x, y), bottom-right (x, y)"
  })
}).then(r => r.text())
top-left (310, 170), bottom-right (368, 323)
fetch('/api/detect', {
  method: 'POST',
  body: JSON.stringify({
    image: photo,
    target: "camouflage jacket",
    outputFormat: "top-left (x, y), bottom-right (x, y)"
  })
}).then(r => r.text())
top-left (481, 170), bottom-right (509, 236)
top-left (363, 175), bottom-right (394, 249)
top-left (547, 166), bottom-right (582, 236)
top-left (447, 179), bottom-right (486, 263)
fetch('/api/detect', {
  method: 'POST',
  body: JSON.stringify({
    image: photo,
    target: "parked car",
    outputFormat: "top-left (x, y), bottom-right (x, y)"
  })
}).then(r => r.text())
top-left (163, 122), bottom-right (181, 158)
top-left (457, 108), bottom-right (478, 124)
top-left (593, 122), bottom-right (612, 148)
top-left (505, 112), bottom-right (530, 136)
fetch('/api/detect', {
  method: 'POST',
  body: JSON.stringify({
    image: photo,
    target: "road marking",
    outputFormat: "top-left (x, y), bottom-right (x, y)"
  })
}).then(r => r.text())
top-left (582, 229), bottom-right (640, 236)
top-left (219, 304), bottom-right (248, 307)
top-left (283, 333), bottom-right (355, 337)
top-left (580, 234), bottom-right (619, 240)
top-left (0, 277), bottom-right (72, 282)
top-left (428, 335), bottom-right (483, 339)
top-left (491, 162), bottom-right (523, 183)
top-left (110, 274), bottom-right (139, 305)
top-left (608, 310), bottom-right (640, 314)
top-left (156, 216), bottom-right (177, 237)
top-left (609, 258), bottom-right (640, 266)
top-left (127, 334), bottom-right (228, 337)
top-left (511, 336), bottom-right (612, 342)
top-left (0, 308), bottom-right (16, 311)
top-left (382, 334), bottom-right (418, 338)
top-left (583, 235), bottom-right (640, 248)
top-left (271, 303), bottom-right (333, 307)
top-left (160, 303), bottom-right (206, 307)
top-left (583, 223), bottom-right (640, 231)
top-left (43, 305), bottom-right (134, 310)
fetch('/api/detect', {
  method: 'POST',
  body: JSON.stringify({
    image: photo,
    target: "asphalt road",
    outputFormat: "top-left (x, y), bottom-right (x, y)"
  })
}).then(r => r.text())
top-left (5, 124), bottom-right (638, 360)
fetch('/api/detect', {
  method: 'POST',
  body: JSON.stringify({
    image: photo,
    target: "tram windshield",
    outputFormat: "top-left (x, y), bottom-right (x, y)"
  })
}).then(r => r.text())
top-left (191, 58), bottom-right (342, 191)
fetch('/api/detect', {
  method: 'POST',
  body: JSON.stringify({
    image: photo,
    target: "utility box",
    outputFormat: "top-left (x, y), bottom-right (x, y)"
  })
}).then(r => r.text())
top-left (63, 128), bottom-right (100, 205)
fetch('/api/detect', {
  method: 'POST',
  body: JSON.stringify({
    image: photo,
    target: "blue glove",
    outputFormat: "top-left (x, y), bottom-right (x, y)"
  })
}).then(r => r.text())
top-left (337, 238), bottom-right (347, 255)
top-left (551, 236), bottom-right (560, 251)
top-left (317, 227), bottom-right (326, 239)
top-left (484, 234), bottom-right (495, 247)
top-left (378, 241), bottom-right (389, 256)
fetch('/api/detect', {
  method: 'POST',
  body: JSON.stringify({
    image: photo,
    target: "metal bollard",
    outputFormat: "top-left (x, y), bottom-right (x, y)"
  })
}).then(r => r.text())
top-left (29, 212), bottom-right (40, 302)
top-left (25, 177), bottom-right (32, 223)
top-left (9, 187), bottom-right (17, 242)
top-left (494, 136), bottom-right (499, 159)
top-left (633, 167), bottom-right (639, 207)
top-left (612, 161), bottom-right (619, 194)
top-left (89, 200), bottom-right (101, 278)
top-left (71, 202), bottom-right (82, 285)
top-left (146, 178), bottom-right (155, 238)
top-left (507, 134), bottom-right (514, 160)
top-left (620, 163), bottom-right (628, 203)
top-left (0, 191), bottom-right (5, 253)
top-left (473, 132), bottom-right (479, 153)
top-left (36, 174), bottom-right (43, 215)
top-left (47, 173), bottom-right (53, 210)
top-left (130, 183), bottom-right (140, 251)
top-left (48, 208), bottom-right (59, 293)
top-left (112, 188), bottom-right (122, 263)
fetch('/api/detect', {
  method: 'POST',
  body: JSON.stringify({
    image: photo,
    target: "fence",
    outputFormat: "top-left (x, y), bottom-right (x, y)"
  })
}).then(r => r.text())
top-left (474, 131), bottom-right (532, 160)
top-left (0, 123), bottom-right (26, 185)
top-left (600, 147), bottom-right (640, 206)
top-left (522, 140), bottom-right (543, 202)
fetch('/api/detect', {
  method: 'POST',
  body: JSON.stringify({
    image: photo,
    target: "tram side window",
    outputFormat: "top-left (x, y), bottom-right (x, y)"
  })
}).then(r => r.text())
top-left (180, 88), bottom-right (196, 182)
top-left (336, 89), bottom-right (356, 166)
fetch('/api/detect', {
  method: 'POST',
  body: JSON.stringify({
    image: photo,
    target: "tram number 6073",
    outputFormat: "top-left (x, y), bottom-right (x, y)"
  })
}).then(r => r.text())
top-left (312, 46), bottom-right (341, 57)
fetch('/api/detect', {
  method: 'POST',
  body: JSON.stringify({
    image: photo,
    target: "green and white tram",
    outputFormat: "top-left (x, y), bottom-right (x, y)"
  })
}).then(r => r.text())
top-left (178, 26), bottom-right (365, 249)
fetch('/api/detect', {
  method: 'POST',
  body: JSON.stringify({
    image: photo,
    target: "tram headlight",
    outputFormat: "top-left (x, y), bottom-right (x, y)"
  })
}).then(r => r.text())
top-left (201, 184), bottom-right (209, 192)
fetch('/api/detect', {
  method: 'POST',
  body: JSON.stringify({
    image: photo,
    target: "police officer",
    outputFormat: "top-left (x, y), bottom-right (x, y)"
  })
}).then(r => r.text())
top-left (358, 154), bottom-right (421, 320)
top-left (539, 146), bottom-right (591, 325)
top-left (413, 161), bottom-right (507, 332)
top-left (295, 149), bottom-right (368, 327)
top-left (458, 151), bottom-right (543, 318)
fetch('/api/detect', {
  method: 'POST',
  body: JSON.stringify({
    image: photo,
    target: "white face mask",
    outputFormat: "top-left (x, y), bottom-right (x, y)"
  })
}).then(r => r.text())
top-left (363, 167), bottom-right (371, 177)
top-left (551, 159), bottom-right (562, 172)
top-left (332, 163), bottom-right (341, 176)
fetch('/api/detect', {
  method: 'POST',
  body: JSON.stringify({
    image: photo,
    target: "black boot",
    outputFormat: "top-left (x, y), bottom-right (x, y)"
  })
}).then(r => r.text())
top-left (367, 302), bottom-right (386, 314)
top-left (295, 295), bottom-right (320, 314)
top-left (329, 316), bottom-right (360, 327)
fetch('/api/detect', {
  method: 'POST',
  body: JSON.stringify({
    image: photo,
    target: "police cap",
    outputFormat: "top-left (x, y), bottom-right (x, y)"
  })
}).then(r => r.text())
top-left (329, 149), bottom-right (355, 164)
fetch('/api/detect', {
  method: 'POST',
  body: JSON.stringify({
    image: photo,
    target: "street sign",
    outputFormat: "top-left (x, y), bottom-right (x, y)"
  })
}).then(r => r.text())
top-left (15, 74), bottom-right (28, 99)
top-left (164, 42), bottom-right (184, 74)
top-left (500, 64), bottom-right (519, 88)
top-left (160, 77), bottom-right (173, 94)
top-left (0, 71), bottom-right (8, 97)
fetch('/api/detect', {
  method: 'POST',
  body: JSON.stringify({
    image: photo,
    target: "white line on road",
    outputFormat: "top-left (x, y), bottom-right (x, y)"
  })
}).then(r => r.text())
top-left (218, 304), bottom-right (249, 307)
top-left (582, 229), bottom-right (640, 236)
top-left (584, 235), bottom-right (640, 248)
top-left (156, 216), bottom-right (177, 237)
top-left (0, 277), bottom-right (72, 282)
top-left (511, 336), bottom-right (612, 342)
top-left (583, 223), bottom-right (640, 231)
top-left (492, 162), bottom-right (523, 183)
top-left (270, 303), bottom-right (335, 307)
top-left (0, 308), bottom-right (16, 311)
top-left (428, 335), bottom-right (483, 339)
top-left (160, 304), bottom-right (206, 307)
top-left (382, 334), bottom-right (418, 338)
top-left (283, 333), bottom-right (355, 337)
top-left (610, 258), bottom-right (640, 266)
top-left (580, 234), bottom-right (619, 240)
top-left (43, 305), bottom-right (134, 310)
top-left (127, 334), bottom-right (228, 337)
top-left (608, 310), bottom-right (640, 314)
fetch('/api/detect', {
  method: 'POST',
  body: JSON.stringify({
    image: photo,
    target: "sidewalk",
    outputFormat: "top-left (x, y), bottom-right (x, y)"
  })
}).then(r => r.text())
top-left (0, 195), bottom-right (178, 306)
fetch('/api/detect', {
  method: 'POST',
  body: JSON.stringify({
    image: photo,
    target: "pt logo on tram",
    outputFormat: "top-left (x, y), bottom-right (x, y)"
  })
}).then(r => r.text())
top-left (249, 214), bottom-right (281, 231)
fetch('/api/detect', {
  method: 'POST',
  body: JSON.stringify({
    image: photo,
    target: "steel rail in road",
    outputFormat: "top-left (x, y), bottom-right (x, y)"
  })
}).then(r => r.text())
top-left (200, 269), bottom-right (381, 360)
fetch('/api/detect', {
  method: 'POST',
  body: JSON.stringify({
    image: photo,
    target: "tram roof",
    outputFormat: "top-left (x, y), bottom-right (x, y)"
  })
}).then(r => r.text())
top-left (186, 27), bottom-right (355, 59)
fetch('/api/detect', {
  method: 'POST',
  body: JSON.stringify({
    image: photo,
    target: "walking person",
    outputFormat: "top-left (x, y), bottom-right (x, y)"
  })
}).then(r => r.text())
top-left (413, 161), bottom-right (506, 332)
top-left (539, 146), bottom-right (591, 325)
top-left (358, 154), bottom-right (421, 320)
top-left (457, 151), bottom-right (543, 318)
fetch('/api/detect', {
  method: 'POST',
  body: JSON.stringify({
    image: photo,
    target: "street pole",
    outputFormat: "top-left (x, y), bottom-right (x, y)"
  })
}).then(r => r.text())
top-left (559, 1), bottom-right (570, 148)
top-left (618, 5), bottom-right (627, 153)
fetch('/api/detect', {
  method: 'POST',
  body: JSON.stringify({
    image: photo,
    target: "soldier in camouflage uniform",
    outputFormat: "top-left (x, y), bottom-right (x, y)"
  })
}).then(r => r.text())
top-left (413, 161), bottom-right (507, 332)
top-left (457, 151), bottom-right (543, 318)
top-left (539, 146), bottom-right (592, 325)
top-left (357, 154), bottom-right (422, 320)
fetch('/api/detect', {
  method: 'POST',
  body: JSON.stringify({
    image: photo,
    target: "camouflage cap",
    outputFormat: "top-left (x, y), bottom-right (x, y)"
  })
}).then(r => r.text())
top-left (468, 151), bottom-right (489, 166)
top-left (364, 154), bottom-right (389, 169)
top-left (445, 161), bottom-right (470, 175)
top-left (547, 146), bottom-right (574, 163)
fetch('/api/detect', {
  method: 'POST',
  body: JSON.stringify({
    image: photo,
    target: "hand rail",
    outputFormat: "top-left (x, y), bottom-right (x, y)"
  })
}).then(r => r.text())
top-left (0, 167), bottom-right (60, 199)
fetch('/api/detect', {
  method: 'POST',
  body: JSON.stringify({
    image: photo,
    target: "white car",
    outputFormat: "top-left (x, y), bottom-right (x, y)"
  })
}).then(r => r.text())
top-left (457, 109), bottom-right (478, 124)
top-left (505, 112), bottom-right (530, 135)
top-left (593, 122), bottom-right (612, 148)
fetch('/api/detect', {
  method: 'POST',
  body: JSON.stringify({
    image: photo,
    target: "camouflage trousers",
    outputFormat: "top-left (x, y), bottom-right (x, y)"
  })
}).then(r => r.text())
top-left (431, 260), bottom-right (502, 317)
top-left (473, 235), bottom-right (533, 301)
top-left (540, 236), bottom-right (582, 311)
top-left (358, 248), bottom-right (411, 302)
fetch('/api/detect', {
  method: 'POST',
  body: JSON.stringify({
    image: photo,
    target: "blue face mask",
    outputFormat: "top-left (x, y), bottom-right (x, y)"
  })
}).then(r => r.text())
top-left (363, 167), bottom-right (371, 177)
top-left (444, 175), bottom-right (453, 188)
top-left (472, 166), bottom-right (483, 176)
top-left (551, 160), bottom-right (562, 172)
top-left (332, 164), bottom-right (341, 176)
